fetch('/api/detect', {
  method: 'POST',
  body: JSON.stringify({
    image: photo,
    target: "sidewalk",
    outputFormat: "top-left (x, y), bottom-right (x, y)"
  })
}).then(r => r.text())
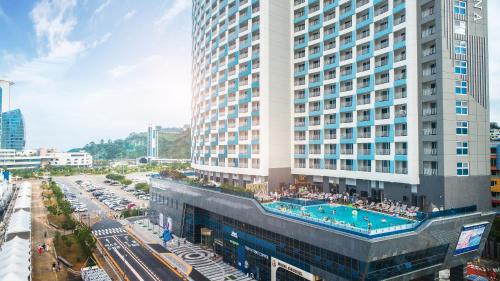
top-left (126, 218), bottom-right (255, 281)
top-left (31, 181), bottom-right (68, 281)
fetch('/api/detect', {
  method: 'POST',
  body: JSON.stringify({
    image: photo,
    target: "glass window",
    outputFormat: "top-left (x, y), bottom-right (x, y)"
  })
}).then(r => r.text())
top-left (456, 141), bottom-right (468, 155)
top-left (456, 121), bottom-right (468, 135)
top-left (454, 20), bottom-right (466, 35)
top-left (457, 162), bottom-right (469, 176)
top-left (454, 40), bottom-right (467, 55)
top-left (454, 1), bottom-right (467, 15)
top-left (455, 60), bottom-right (467, 75)
top-left (456, 100), bottom-right (468, 115)
top-left (455, 80), bottom-right (467, 95)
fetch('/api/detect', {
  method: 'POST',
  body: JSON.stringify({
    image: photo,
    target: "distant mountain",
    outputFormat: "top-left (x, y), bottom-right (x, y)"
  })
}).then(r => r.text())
top-left (76, 127), bottom-right (191, 160)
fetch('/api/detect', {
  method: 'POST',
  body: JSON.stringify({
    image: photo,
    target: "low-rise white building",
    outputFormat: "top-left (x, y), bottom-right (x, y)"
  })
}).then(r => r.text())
top-left (0, 149), bottom-right (93, 169)
top-left (43, 152), bottom-right (93, 167)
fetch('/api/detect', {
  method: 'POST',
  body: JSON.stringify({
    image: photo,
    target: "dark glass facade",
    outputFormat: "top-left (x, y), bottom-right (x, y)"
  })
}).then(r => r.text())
top-left (178, 204), bottom-right (449, 281)
top-left (1, 109), bottom-right (25, 151)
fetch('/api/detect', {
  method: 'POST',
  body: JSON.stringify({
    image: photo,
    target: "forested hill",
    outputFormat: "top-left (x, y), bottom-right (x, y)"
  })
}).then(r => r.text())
top-left (73, 127), bottom-right (191, 160)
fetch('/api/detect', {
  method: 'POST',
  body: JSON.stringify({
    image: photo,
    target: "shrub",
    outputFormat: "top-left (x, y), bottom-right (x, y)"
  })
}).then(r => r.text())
top-left (106, 174), bottom-right (125, 181)
top-left (135, 182), bottom-right (150, 193)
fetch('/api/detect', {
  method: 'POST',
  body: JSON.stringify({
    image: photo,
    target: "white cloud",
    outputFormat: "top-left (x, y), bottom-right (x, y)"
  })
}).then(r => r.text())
top-left (155, 0), bottom-right (191, 26)
top-left (90, 32), bottom-right (112, 48)
top-left (94, 0), bottom-right (111, 15)
top-left (30, 0), bottom-right (83, 59)
top-left (123, 10), bottom-right (136, 21)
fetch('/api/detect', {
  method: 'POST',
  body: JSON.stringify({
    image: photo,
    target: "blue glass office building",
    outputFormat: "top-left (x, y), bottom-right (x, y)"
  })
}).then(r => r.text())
top-left (1, 109), bottom-right (26, 151)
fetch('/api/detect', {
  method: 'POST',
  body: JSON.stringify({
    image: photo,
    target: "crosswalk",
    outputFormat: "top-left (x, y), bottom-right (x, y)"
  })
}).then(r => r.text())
top-left (167, 238), bottom-right (254, 281)
top-left (92, 227), bottom-right (126, 238)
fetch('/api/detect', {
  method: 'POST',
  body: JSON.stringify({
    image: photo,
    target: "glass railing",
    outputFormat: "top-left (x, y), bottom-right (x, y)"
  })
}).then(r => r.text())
top-left (154, 177), bottom-right (478, 238)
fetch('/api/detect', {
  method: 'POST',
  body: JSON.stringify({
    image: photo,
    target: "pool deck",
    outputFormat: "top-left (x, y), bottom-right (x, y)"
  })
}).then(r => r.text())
top-left (262, 201), bottom-right (419, 236)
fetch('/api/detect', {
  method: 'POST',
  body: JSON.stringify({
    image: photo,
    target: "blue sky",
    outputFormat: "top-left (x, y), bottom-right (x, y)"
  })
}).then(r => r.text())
top-left (0, 0), bottom-right (499, 151)
top-left (0, 0), bottom-right (192, 150)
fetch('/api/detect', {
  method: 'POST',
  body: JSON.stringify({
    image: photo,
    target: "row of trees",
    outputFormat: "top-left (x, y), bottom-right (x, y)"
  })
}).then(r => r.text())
top-left (45, 181), bottom-right (96, 264)
top-left (45, 181), bottom-right (76, 230)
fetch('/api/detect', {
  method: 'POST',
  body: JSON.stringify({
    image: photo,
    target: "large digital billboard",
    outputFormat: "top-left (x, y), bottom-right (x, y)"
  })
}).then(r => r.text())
top-left (454, 222), bottom-right (488, 256)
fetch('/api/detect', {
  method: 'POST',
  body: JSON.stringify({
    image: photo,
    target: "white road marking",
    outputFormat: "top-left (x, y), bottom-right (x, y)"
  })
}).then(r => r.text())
top-left (113, 247), bottom-right (145, 281)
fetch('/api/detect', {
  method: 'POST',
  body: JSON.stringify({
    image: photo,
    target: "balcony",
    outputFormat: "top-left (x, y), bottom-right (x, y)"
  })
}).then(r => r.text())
top-left (396, 149), bottom-right (407, 155)
top-left (423, 88), bottom-right (436, 96)
top-left (376, 166), bottom-right (390, 173)
top-left (376, 149), bottom-right (390, 155)
top-left (424, 148), bottom-right (437, 155)
top-left (376, 113), bottom-right (390, 120)
top-left (423, 128), bottom-right (436, 136)
top-left (423, 168), bottom-right (437, 176)
top-left (395, 167), bottom-right (408, 174)
top-left (422, 108), bottom-right (437, 117)
top-left (395, 130), bottom-right (407, 137)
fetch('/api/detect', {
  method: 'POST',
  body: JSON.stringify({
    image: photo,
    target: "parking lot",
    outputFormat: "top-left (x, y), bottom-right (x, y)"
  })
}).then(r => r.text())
top-left (55, 174), bottom-right (150, 216)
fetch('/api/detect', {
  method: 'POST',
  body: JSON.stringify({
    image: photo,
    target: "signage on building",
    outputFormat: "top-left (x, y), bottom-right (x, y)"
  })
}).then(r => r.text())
top-left (244, 246), bottom-right (269, 260)
top-left (295, 175), bottom-right (308, 184)
top-left (270, 257), bottom-right (315, 281)
top-left (231, 230), bottom-right (238, 239)
top-left (473, 0), bottom-right (483, 22)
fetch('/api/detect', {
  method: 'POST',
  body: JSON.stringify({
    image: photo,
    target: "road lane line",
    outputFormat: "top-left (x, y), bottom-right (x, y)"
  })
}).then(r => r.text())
top-left (114, 247), bottom-right (145, 281)
top-left (114, 235), bottom-right (162, 281)
top-left (125, 226), bottom-right (188, 280)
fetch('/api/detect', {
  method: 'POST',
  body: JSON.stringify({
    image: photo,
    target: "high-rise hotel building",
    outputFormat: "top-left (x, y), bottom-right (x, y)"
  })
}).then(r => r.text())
top-left (191, 0), bottom-right (292, 188)
top-left (191, 0), bottom-right (490, 211)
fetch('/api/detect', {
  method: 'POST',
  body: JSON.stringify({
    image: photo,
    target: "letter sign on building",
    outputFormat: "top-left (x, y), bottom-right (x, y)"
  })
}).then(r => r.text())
top-left (473, 0), bottom-right (483, 22)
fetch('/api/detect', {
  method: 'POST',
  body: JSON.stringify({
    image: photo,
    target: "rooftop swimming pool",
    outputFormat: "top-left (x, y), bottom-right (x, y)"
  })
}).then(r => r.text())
top-left (263, 201), bottom-right (416, 233)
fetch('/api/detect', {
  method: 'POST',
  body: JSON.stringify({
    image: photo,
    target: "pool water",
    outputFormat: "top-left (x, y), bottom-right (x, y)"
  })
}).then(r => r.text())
top-left (263, 201), bottom-right (414, 230)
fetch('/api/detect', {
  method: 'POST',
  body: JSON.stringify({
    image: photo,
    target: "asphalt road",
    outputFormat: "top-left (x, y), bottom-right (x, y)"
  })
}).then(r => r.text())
top-left (54, 176), bottom-right (184, 281)
top-left (93, 220), bottom-right (184, 281)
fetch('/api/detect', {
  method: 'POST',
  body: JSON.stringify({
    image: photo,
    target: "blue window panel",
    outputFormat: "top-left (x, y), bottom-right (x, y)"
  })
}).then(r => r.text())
top-left (308, 44), bottom-right (324, 60)
top-left (456, 142), bottom-right (468, 155)
top-left (324, 0), bottom-right (338, 12)
top-left (393, 1), bottom-right (405, 13)
top-left (456, 121), bottom-right (468, 135)
top-left (457, 162), bottom-right (469, 176)
top-left (340, 130), bottom-right (357, 144)
top-left (375, 125), bottom-right (394, 143)
top-left (357, 43), bottom-right (374, 62)
top-left (455, 80), bottom-right (467, 95)
top-left (395, 155), bottom-right (407, 162)
top-left (394, 39), bottom-right (406, 50)
top-left (454, 1), bottom-right (466, 15)
top-left (356, 8), bottom-right (373, 29)
top-left (455, 60), bottom-right (467, 75)
top-left (294, 6), bottom-right (308, 24)
top-left (374, 17), bottom-right (393, 39)
top-left (357, 75), bottom-right (374, 94)
top-left (394, 116), bottom-right (407, 124)
top-left (340, 32), bottom-right (356, 51)
top-left (374, 53), bottom-right (393, 74)
top-left (455, 100), bottom-right (468, 115)
top-left (394, 79), bottom-right (406, 88)
top-left (375, 89), bottom-right (394, 108)
top-left (357, 110), bottom-right (374, 127)
top-left (308, 16), bottom-right (323, 32)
